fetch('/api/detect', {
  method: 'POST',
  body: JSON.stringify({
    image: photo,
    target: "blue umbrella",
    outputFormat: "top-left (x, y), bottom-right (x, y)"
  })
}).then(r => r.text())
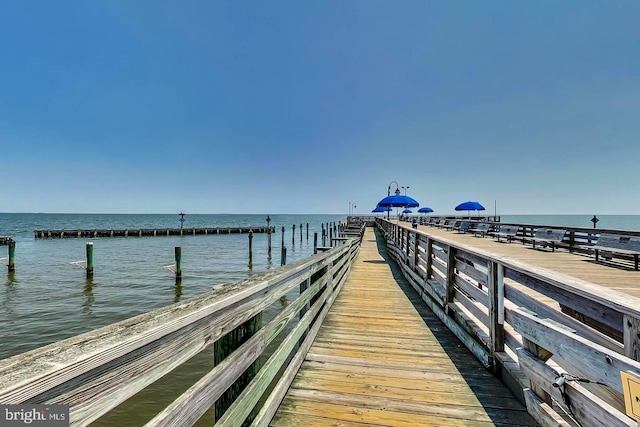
top-left (455, 201), bottom-right (485, 211)
top-left (402, 209), bottom-right (412, 214)
top-left (455, 201), bottom-right (485, 218)
top-left (372, 206), bottom-right (391, 213)
top-left (377, 194), bottom-right (419, 208)
top-left (418, 207), bottom-right (434, 213)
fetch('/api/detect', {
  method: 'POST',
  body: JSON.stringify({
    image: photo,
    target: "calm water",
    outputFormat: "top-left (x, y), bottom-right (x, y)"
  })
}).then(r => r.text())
top-left (0, 213), bottom-right (343, 426)
top-left (1, 213), bottom-right (638, 425)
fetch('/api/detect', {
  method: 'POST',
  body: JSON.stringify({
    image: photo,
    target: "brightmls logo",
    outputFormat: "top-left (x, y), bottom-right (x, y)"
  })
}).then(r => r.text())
top-left (0, 405), bottom-right (69, 426)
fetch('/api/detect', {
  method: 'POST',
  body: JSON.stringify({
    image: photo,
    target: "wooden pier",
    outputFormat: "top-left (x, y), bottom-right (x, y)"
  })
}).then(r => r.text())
top-left (33, 226), bottom-right (275, 239)
top-left (0, 236), bottom-right (12, 245)
top-left (2, 218), bottom-right (640, 426)
top-left (272, 227), bottom-right (535, 425)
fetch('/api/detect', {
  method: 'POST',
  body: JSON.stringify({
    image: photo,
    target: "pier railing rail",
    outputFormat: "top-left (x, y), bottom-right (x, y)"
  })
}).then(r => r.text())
top-left (378, 218), bottom-right (640, 427)
top-left (0, 224), bottom-right (365, 426)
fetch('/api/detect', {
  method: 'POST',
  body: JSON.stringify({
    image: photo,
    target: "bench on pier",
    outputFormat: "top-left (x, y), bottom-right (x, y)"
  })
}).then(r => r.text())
top-left (523, 228), bottom-right (567, 252)
top-left (443, 220), bottom-right (457, 231)
top-left (471, 223), bottom-right (491, 238)
top-left (453, 221), bottom-right (471, 233)
top-left (587, 233), bottom-right (640, 270)
top-left (493, 225), bottom-right (520, 243)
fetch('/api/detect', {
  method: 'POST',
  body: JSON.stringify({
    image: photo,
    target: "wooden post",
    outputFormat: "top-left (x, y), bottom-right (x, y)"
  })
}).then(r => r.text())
top-left (313, 232), bottom-right (318, 254)
top-left (488, 261), bottom-right (505, 373)
top-left (329, 226), bottom-right (333, 246)
top-left (248, 231), bottom-right (253, 268)
top-left (214, 312), bottom-right (262, 422)
top-left (292, 224), bottom-right (295, 246)
top-left (174, 246), bottom-right (182, 280)
top-left (321, 224), bottom-right (325, 246)
top-left (266, 215), bottom-right (272, 255)
top-left (413, 233), bottom-right (420, 272)
top-left (281, 226), bottom-right (285, 249)
top-left (86, 242), bottom-right (94, 278)
top-left (425, 237), bottom-right (433, 279)
top-left (281, 246), bottom-right (287, 266)
top-left (306, 223), bottom-right (309, 240)
top-left (445, 245), bottom-right (456, 315)
top-left (623, 314), bottom-right (640, 361)
top-left (7, 240), bottom-right (15, 272)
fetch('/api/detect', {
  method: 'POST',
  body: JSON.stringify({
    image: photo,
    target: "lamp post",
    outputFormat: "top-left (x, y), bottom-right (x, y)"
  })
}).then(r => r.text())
top-left (349, 202), bottom-right (357, 217)
top-left (402, 185), bottom-right (410, 196)
top-left (386, 181), bottom-right (400, 219)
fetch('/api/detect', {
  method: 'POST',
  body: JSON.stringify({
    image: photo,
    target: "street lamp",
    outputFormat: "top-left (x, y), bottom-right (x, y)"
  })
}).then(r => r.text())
top-left (387, 181), bottom-right (400, 197)
top-left (349, 202), bottom-right (357, 217)
top-left (402, 185), bottom-right (410, 196)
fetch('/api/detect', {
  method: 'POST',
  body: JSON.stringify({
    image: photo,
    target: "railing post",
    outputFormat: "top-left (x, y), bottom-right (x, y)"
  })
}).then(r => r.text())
top-left (413, 233), bottom-right (420, 273)
top-left (488, 261), bottom-right (505, 374)
top-left (425, 237), bottom-right (433, 279)
top-left (214, 312), bottom-right (263, 422)
top-left (445, 245), bottom-right (456, 314)
top-left (405, 229), bottom-right (411, 263)
top-left (624, 314), bottom-right (640, 361)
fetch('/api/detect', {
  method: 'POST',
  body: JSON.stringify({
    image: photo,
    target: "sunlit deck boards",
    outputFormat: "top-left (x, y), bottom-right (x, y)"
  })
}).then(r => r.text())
top-left (271, 228), bottom-right (537, 426)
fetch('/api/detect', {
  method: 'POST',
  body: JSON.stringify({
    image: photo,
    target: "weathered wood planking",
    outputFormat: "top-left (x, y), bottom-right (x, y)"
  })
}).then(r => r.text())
top-left (271, 227), bottom-right (537, 426)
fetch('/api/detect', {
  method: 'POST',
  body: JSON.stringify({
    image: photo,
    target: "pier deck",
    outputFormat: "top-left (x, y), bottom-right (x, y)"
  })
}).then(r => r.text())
top-left (411, 221), bottom-right (640, 298)
top-left (33, 226), bottom-right (273, 239)
top-left (272, 228), bottom-right (536, 426)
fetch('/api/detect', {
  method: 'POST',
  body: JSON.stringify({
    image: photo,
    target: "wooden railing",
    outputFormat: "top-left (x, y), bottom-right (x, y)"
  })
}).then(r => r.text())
top-left (378, 218), bottom-right (640, 427)
top-left (0, 224), bottom-right (365, 426)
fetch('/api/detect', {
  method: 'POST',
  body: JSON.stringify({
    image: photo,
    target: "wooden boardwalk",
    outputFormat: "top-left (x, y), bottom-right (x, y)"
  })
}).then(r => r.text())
top-left (411, 222), bottom-right (640, 298)
top-left (272, 228), bottom-right (537, 426)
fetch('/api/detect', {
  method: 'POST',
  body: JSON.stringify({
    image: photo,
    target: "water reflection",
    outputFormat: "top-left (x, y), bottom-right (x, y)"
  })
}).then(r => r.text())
top-left (83, 277), bottom-right (95, 314)
top-left (174, 279), bottom-right (183, 303)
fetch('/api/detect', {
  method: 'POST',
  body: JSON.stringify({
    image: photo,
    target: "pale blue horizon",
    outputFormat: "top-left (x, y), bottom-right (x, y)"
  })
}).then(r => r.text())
top-left (1, 1), bottom-right (638, 215)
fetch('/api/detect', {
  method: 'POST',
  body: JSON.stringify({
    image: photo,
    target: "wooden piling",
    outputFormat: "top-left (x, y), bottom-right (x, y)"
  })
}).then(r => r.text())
top-left (7, 240), bottom-right (15, 272)
top-left (300, 223), bottom-right (302, 241)
top-left (281, 226), bottom-right (285, 248)
top-left (281, 246), bottom-right (287, 266)
top-left (248, 231), bottom-right (253, 267)
top-left (314, 232), bottom-right (318, 254)
top-left (329, 226), bottom-right (333, 246)
top-left (306, 223), bottom-right (309, 240)
top-left (86, 242), bottom-right (94, 278)
top-left (175, 246), bottom-right (182, 280)
top-left (292, 224), bottom-right (295, 245)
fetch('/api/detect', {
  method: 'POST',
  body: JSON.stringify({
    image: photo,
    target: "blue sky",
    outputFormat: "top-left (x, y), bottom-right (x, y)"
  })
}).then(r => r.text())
top-left (1, 1), bottom-right (638, 215)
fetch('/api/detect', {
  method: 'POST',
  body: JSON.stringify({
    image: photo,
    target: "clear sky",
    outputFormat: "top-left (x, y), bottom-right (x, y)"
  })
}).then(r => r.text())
top-left (1, 1), bottom-right (638, 215)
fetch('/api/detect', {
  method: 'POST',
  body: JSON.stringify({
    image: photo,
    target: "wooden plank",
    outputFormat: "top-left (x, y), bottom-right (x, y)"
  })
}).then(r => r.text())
top-left (623, 314), bottom-right (640, 361)
top-left (523, 388), bottom-right (572, 427)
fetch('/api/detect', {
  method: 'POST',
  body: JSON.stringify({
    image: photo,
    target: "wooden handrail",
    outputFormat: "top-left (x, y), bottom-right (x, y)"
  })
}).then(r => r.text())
top-left (377, 218), bottom-right (640, 427)
top-left (0, 230), bottom-right (363, 426)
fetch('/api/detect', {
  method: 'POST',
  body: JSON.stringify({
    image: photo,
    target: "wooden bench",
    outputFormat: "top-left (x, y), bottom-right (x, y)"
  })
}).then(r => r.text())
top-left (453, 221), bottom-right (471, 233)
top-left (588, 233), bottom-right (640, 270)
top-left (471, 223), bottom-right (491, 238)
top-left (493, 225), bottom-right (520, 243)
top-left (523, 228), bottom-right (567, 252)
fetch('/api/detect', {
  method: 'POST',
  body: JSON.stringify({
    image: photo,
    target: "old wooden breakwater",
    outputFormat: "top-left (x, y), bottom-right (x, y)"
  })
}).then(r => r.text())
top-left (33, 226), bottom-right (275, 239)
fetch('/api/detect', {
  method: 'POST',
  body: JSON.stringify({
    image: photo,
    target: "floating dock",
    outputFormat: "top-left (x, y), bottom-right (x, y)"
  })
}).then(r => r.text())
top-left (33, 226), bottom-right (275, 239)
